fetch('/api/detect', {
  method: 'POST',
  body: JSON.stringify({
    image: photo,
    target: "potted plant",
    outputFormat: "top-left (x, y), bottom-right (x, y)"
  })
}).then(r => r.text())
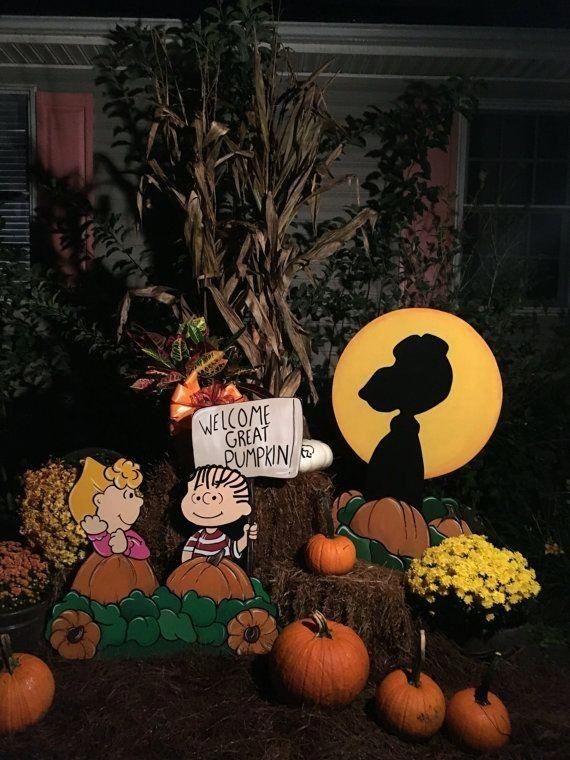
top-left (406, 533), bottom-right (541, 652)
top-left (19, 459), bottom-right (88, 581)
top-left (0, 541), bottom-right (52, 650)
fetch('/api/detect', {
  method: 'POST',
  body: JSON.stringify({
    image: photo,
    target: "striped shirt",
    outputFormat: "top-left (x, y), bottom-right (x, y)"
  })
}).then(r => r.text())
top-left (182, 528), bottom-right (241, 560)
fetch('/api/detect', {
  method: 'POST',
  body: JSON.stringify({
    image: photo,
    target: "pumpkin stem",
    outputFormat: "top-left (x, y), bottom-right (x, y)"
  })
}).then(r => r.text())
top-left (208, 550), bottom-right (225, 567)
top-left (475, 652), bottom-right (501, 706)
top-left (0, 633), bottom-right (16, 675)
top-left (410, 628), bottom-right (426, 688)
top-left (310, 610), bottom-right (333, 639)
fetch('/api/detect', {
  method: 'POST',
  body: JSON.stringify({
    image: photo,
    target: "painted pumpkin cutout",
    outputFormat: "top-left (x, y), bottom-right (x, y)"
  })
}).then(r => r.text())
top-left (334, 491), bottom-right (474, 568)
top-left (167, 551), bottom-right (255, 602)
top-left (72, 553), bottom-right (158, 605)
top-left (349, 498), bottom-right (430, 558)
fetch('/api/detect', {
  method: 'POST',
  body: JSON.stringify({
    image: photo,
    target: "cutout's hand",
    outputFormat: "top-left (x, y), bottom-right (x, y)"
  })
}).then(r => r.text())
top-left (245, 522), bottom-right (258, 542)
top-left (81, 515), bottom-right (108, 535)
top-left (109, 529), bottom-right (128, 554)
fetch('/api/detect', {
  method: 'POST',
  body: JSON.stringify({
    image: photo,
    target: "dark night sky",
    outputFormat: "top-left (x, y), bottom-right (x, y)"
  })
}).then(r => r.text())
top-left (1, 1), bottom-right (570, 28)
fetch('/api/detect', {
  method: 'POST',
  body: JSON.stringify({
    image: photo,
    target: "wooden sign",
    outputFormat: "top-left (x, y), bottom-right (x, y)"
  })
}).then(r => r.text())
top-left (192, 398), bottom-right (303, 478)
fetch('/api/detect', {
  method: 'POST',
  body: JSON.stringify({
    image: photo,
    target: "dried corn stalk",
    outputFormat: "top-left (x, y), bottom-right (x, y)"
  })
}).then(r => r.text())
top-left (138, 31), bottom-right (376, 399)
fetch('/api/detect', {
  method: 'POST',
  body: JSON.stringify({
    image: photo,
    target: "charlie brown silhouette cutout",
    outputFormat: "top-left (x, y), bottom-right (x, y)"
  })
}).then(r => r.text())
top-left (359, 333), bottom-right (453, 507)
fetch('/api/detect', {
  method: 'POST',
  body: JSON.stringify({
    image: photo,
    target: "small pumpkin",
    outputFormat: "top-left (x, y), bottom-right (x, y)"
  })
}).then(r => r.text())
top-left (445, 655), bottom-right (511, 753)
top-left (0, 634), bottom-right (55, 734)
top-left (272, 610), bottom-right (369, 705)
top-left (428, 517), bottom-right (472, 538)
top-left (299, 439), bottom-right (333, 473)
top-left (166, 551), bottom-right (254, 602)
top-left (71, 552), bottom-right (158, 604)
top-left (350, 497), bottom-right (429, 558)
top-left (376, 629), bottom-right (445, 741)
top-left (227, 608), bottom-right (278, 655)
top-left (49, 610), bottom-right (101, 660)
top-left (305, 533), bottom-right (356, 575)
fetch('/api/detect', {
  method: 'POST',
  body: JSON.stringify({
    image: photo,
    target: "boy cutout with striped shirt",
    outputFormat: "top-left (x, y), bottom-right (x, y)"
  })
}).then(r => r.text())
top-left (180, 466), bottom-right (257, 563)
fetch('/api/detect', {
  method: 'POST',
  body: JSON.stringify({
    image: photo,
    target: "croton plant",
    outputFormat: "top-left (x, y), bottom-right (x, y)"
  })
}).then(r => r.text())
top-left (128, 316), bottom-right (257, 397)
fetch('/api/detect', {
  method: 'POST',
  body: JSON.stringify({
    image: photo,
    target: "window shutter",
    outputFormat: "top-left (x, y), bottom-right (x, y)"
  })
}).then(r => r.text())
top-left (35, 92), bottom-right (94, 276)
top-left (0, 93), bottom-right (31, 253)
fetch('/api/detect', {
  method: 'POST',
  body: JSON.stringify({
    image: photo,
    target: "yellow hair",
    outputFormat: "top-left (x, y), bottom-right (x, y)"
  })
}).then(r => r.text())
top-left (68, 457), bottom-right (143, 523)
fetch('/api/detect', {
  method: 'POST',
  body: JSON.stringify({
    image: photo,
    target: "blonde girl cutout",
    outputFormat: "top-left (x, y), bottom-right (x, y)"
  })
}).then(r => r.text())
top-left (69, 457), bottom-right (143, 524)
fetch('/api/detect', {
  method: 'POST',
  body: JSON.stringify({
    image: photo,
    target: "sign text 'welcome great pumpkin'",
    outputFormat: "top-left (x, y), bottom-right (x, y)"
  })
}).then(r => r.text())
top-left (192, 397), bottom-right (303, 478)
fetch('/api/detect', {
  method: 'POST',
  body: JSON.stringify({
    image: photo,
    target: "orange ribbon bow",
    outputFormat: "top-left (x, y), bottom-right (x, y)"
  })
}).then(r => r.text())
top-left (169, 371), bottom-right (246, 433)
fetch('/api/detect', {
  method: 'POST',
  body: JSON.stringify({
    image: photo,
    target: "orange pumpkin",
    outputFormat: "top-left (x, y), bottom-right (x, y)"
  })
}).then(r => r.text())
top-left (272, 610), bottom-right (370, 705)
top-left (166, 551), bottom-right (254, 602)
top-left (71, 552), bottom-right (158, 604)
top-left (350, 497), bottom-right (429, 557)
top-left (429, 517), bottom-right (472, 538)
top-left (376, 630), bottom-right (445, 741)
top-left (446, 656), bottom-right (511, 752)
top-left (305, 533), bottom-right (356, 575)
top-left (49, 610), bottom-right (101, 660)
top-left (0, 634), bottom-right (55, 734)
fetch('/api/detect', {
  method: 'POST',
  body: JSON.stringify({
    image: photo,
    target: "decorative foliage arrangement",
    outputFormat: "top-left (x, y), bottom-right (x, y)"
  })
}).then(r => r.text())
top-left (407, 534), bottom-right (540, 626)
top-left (19, 461), bottom-right (87, 569)
top-left (47, 581), bottom-right (276, 659)
top-left (0, 542), bottom-right (50, 612)
top-left (128, 316), bottom-right (253, 433)
top-left (129, 316), bottom-right (251, 397)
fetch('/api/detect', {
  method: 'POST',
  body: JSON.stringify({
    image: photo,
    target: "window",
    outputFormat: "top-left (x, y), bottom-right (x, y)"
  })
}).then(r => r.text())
top-left (0, 91), bottom-right (32, 259)
top-left (464, 111), bottom-right (570, 307)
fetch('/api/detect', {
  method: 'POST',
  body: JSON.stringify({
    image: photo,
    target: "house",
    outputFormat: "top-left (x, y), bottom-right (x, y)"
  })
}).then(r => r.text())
top-left (1, 16), bottom-right (570, 305)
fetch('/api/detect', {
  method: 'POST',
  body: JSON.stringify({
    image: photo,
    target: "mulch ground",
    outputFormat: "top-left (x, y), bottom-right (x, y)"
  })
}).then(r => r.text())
top-left (3, 634), bottom-right (570, 760)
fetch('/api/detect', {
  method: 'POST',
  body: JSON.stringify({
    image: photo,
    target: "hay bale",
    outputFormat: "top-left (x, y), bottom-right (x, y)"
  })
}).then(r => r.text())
top-left (265, 559), bottom-right (415, 678)
top-left (253, 471), bottom-right (334, 569)
top-left (138, 461), bottom-right (414, 675)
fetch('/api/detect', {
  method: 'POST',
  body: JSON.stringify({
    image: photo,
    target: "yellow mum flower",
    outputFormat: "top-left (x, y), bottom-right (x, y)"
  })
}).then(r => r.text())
top-left (406, 534), bottom-right (540, 614)
top-left (19, 460), bottom-right (88, 569)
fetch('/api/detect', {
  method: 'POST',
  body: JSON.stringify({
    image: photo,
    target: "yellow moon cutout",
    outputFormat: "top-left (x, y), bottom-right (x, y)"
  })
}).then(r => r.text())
top-left (332, 308), bottom-right (503, 479)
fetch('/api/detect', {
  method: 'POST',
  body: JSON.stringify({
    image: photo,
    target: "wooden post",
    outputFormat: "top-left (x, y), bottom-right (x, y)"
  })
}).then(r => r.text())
top-left (246, 477), bottom-right (256, 577)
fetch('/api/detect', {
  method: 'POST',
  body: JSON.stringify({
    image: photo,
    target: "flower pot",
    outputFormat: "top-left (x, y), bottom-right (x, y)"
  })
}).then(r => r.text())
top-left (460, 623), bottom-right (534, 659)
top-left (0, 599), bottom-right (51, 651)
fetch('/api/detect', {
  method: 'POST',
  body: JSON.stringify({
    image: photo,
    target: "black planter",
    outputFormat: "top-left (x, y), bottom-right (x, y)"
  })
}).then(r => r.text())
top-left (0, 599), bottom-right (51, 652)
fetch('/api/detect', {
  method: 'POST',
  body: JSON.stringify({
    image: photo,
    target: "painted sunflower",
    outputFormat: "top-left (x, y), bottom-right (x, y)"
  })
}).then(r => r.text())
top-left (49, 609), bottom-right (101, 659)
top-left (227, 608), bottom-right (278, 655)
